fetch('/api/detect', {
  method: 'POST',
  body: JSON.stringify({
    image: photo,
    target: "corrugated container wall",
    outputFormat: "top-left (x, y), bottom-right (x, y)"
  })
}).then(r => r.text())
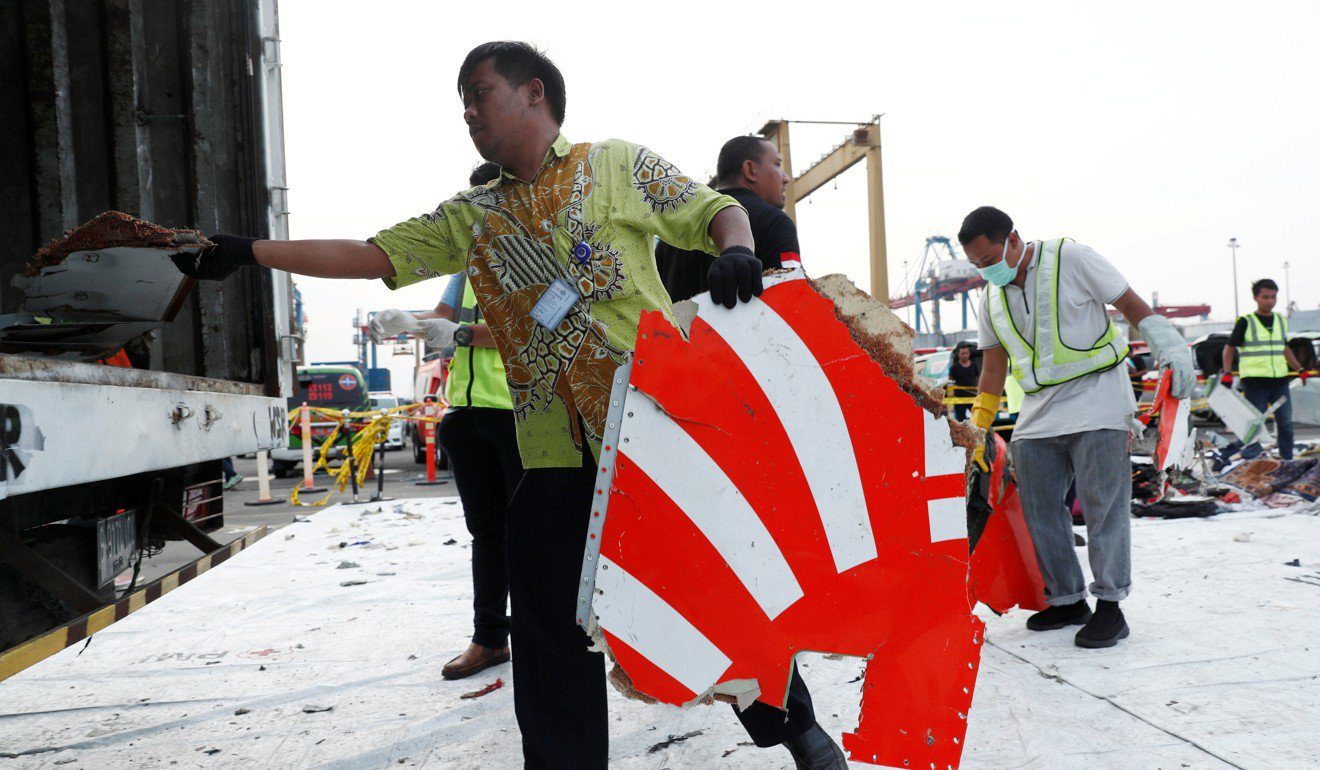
top-left (0, 0), bottom-right (281, 392)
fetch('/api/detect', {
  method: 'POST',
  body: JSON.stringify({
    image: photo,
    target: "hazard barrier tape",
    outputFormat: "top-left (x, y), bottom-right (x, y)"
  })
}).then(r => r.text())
top-left (0, 526), bottom-right (268, 683)
top-left (286, 402), bottom-right (448, 507)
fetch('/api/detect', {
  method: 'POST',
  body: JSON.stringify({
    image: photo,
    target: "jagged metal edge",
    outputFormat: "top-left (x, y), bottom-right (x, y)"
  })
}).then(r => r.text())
top-left (576, 359), bottom-right (632, 633)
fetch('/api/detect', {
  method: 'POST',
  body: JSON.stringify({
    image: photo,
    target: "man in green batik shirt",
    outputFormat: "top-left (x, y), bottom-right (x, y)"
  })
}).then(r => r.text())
top-left (176, 41), bottom-right (769, 769)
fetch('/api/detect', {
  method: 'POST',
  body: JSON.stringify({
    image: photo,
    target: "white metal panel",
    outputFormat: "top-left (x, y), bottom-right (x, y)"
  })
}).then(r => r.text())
top-left (1292, 379), bottom-right (1320, 427)
top-left (619, 389), bottom-right (803, 620)
top-left (927, 497), bottom-right (968, 543)
top-left (923, 410), bottom-right (966, 476)
top-left (0, 380), bottom-right (286, 500)
top-left (593, 555), bottom-right (732, 696)
top-left (1206, 381), bottom-right (1270, 446)
top-left (693, 281), bottom-right (875, 574)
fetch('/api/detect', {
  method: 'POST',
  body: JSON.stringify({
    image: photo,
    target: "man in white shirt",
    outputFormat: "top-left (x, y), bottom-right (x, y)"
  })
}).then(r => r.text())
top-left (958, 206), bottom-right (1194, 648)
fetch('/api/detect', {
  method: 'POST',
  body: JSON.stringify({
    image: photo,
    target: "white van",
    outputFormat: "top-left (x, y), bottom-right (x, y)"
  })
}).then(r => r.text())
top-left (369, 393), bottom-right (406, 450)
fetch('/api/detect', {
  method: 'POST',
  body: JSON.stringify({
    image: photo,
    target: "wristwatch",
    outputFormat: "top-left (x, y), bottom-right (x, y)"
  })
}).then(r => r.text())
top-left (453, 325), bottom-right (474, 347)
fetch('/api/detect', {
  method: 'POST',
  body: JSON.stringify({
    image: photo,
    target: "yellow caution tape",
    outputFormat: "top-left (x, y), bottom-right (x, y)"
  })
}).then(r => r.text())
top-left (287, 402), bottom-right (449, 507)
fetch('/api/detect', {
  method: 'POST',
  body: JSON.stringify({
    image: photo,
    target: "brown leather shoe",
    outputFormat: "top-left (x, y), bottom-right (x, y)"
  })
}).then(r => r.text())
top-left (441, 643), bottom-right (510, 680)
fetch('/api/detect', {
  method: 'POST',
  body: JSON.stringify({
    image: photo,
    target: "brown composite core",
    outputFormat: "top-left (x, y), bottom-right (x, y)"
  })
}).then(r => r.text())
top-left (28, 210), bottom-right (206, 276)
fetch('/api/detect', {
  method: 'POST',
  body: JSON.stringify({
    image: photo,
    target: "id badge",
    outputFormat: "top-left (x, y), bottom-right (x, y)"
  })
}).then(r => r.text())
top-left (530, 278), bottom-right (578, 330)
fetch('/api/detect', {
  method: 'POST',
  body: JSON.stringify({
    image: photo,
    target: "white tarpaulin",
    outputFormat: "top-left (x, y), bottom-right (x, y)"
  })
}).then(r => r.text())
top-left (1, 499), bottom-right (1318, 768)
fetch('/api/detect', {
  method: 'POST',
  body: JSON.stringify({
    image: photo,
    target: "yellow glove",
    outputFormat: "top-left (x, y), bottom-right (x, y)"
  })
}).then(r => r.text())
top-left (969, 392), bottom-right (1000, 472)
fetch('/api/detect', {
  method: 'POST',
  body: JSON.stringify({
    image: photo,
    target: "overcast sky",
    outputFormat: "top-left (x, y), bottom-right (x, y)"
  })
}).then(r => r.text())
top-left (278, 0), bottom-right (1320, 395)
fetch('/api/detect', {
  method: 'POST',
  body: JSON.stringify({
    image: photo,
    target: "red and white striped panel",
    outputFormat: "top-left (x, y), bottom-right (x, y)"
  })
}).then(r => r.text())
top-left (582, 271), bottom-right (984, 769)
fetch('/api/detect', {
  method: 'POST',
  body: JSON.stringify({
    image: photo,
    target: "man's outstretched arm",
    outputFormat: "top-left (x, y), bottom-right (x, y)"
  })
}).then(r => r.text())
top-left (255, 239), bottom-right (394, 279)
top-left (174, 235), bottom-right (395, 281)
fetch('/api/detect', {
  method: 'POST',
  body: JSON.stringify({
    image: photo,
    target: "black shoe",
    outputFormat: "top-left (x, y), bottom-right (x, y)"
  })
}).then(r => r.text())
top-left (1075, 600), bottom-right (1129, 648)
top-left (783, 723), bottom-right (848, 770)
top-left (1026, 600), bottom-right (1092, 631)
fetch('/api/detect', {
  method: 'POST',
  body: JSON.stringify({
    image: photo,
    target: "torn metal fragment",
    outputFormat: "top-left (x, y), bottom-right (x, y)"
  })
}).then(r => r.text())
top-left (967, 433), bottom-right (1049, 615)
top-left (579, 270), bottom-right (983, 769)
top-left (15, 211), bottom-right (205, 323)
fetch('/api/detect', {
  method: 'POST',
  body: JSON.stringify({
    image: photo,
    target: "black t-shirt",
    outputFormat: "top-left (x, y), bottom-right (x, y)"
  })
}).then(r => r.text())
top-left (948, 360), bottom-right (980, 389)
top-left (655, 187), bottom-right (800, 302)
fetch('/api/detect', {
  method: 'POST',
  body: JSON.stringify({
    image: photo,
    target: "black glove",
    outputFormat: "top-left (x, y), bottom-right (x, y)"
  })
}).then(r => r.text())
top-left (171, 234), bottom-right (257, 280)
top-left (707, 246), bottom-right (763, 309)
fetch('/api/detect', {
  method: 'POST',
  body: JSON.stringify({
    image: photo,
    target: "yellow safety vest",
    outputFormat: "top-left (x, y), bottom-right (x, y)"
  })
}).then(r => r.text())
top-left (986, 238), bottom-right (1129, 394)
top-left (1237, 313), bottom-right (1289, 378)
top-left (445, 277), bottom-right (514, 410)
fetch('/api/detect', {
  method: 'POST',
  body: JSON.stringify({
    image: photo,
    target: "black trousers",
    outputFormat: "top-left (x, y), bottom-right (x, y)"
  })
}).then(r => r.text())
top-left (438, 407), bottom-right (523, 649)
top-left (734, 664), bottom-right (818, 746)
top-left (505, 448), bottom-right (607, 769)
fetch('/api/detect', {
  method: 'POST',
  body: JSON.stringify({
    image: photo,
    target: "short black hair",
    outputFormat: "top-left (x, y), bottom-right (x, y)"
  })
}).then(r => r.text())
top-left (469, 161), bottom-right (501, 187)
top-left (1252, 278), bottom-right (1279, 296)
top-left (457, 41), bottom-right (566, 126)
top-left (957, 206), bottom-right (1014, 246)
top-left (716, 136), bottom-right (771, 186)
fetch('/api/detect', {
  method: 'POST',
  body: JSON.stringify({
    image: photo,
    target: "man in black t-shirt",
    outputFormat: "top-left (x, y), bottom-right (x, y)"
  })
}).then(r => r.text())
top-left (946, 343), bottom-right (981, 420)
top-left (655, 136), bottom-right (801, 302)
top-left (1222, 278), bottom-right (1307, 458)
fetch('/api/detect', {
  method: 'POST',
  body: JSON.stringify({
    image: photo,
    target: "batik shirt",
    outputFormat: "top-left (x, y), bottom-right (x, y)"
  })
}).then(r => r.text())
top-left (371, 134), bottom-right (740, 469)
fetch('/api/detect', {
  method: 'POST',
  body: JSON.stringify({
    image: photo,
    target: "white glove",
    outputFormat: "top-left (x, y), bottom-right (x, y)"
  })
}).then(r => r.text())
top-left (1139, 314), bottom-right (1195, 399)
top-left (369, 309), bottom-right (457, 348)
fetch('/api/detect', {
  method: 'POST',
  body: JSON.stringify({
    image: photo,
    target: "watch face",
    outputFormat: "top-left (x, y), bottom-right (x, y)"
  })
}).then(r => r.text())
top-left (454, 326), bottom-right (473, 346)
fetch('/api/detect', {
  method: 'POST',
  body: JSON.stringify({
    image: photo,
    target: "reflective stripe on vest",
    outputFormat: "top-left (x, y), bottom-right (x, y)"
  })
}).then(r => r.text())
top-left (986, 238), bottom-right (1129, 394)
top-left (1238, 313), bottom-right (1289, 378)
top-left (445, 276), bottom-right (514, 410)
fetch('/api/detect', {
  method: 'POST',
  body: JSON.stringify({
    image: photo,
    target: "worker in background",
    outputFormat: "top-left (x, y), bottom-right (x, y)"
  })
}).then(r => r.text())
top-left (946, 343), bottom-right (980, 421)
top-left (654, 135), bottom-right (800, 302)
top-left (958, 206), bottom-right (1194, 649)
top-left (1221, 278), bottom-right (1308, 459)
top-left (665, 136), bottom-right (844, 769)
top-left (174, 41), bottom-right (761, 769)
top-left (379, 162), bottom-right (519, 682)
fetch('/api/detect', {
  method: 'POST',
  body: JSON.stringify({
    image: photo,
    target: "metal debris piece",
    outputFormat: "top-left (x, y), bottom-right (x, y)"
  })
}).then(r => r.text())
top-left (967, 434), bottom-right (1049, 615)
top-left (301, 704), bottom-right (333, 713)
top-left (579, 271), bottom-right (983, 769)
top-left (0, 316), bottom-right (159, 361)
top-left (16, 211), bottom-right (206, 323)
top-left (1206, 380), bottom-right (1274, 446)
top-left (1292, 379), bottom-right (1320, 427)
top-left (647, 729), bottom-right (705, 754)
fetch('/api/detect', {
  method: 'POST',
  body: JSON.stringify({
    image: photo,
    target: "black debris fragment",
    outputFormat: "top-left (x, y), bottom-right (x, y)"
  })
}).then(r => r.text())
top-left (648, 730), bottom-right (704, 753)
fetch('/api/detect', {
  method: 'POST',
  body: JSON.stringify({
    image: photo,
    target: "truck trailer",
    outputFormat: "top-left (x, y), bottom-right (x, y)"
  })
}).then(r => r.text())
top-left (0, 0), bottom-right (293, 658)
